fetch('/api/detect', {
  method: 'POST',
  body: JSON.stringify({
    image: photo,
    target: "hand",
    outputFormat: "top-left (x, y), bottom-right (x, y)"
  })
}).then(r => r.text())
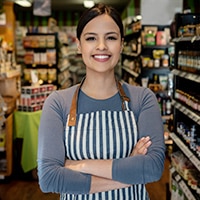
top-left (130, 136), bottom-right (151, 156)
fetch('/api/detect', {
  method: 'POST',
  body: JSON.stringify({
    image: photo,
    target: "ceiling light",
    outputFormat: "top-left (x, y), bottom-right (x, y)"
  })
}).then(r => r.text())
top-left (83, 0), bottom-right (94, 8)
top-left (15, 0), bottom-right (32, 7)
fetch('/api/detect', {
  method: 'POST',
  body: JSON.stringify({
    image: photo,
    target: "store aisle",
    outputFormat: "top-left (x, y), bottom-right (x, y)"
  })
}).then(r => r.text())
top-left (0, 158), bottom-right (170, 200)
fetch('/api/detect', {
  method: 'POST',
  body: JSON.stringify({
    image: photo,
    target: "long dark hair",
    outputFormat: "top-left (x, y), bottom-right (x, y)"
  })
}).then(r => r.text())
top-left (76, 3), bottom-right (124, 40)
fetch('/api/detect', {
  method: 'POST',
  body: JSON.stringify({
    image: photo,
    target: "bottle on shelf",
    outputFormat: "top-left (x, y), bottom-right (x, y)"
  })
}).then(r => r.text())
top-left (166, 96), bottom-right (172, 115)
top-left (167, 73), bottom-right (173, 98)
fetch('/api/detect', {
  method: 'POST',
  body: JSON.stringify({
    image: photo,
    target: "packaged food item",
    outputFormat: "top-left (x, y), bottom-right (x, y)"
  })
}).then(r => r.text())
top-left (162, 54), bottom-right (169, 67)
top-left (154, 59), bottom-right (160, 67)
top-left (156, 31), bottom-right (167, 45)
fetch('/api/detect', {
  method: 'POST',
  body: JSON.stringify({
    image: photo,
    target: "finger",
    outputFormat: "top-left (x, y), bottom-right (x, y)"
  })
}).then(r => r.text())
top-left (144, 140), bottom-right (152, 148)
top-left (135, 137), bottom-right (147, 149)
top-left (143, 136), bottom-right (151, 143)
top-left (142, 148), bottom-right (148, 154)
top-left (136, 140), bottom-right (151, 154)
top-left (139, 136), bottom-right (150, 143)
top-left (136, 136), bottom-right (151, 149)
top-left (130, 136), bottom-right (151, 156)
top-left (141, 141), bottom-right (152, 153)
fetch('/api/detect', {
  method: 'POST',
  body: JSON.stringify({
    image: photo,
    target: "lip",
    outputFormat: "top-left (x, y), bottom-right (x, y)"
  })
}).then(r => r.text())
top-left (92, 54), bottom-right (111, 62)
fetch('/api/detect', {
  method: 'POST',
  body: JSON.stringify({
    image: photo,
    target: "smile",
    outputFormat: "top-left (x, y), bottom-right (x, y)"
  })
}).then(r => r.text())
top-left (93, 55), bottom-right (111, 61)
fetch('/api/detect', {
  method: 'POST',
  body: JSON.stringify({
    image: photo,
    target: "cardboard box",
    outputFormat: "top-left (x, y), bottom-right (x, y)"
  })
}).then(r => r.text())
top-left (0, 78), bottom-right (18, 97)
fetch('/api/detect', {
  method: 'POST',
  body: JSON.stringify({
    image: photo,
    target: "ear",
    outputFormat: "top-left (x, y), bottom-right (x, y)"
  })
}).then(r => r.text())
top-left (76, 38), bottom-right (81, 54)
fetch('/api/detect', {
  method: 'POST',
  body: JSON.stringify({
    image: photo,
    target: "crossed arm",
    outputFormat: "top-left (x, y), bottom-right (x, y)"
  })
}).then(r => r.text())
top-left (65, 136), bottom-right (151, 193)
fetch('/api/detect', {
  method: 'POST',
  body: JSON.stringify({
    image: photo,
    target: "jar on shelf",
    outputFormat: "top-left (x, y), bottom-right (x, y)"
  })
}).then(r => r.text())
top-left (154, 59), bottom-right (160, 67)
top-left (162, 54), bottom-right (169, 67)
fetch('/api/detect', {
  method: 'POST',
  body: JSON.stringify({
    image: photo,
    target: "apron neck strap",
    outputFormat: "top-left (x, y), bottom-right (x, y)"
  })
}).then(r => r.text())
top-left (68, 78), bottom-right (130, 126)
top-left (67, 78), bottom-right (84, 126)
top-left (116, 79), bottom-right (130, 110)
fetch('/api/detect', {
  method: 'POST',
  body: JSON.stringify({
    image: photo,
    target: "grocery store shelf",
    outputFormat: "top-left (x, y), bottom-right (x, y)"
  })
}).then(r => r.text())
top-left (170, 132), bottom-right (200, 171)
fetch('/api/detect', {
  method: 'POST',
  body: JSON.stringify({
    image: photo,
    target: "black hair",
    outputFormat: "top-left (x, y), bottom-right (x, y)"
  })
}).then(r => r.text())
top-left (76, 3), bottom-right (124, 40)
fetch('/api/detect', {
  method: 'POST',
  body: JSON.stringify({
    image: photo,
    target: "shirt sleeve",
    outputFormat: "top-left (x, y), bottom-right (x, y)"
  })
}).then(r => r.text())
top-left (112, 87), bottom-right (166, 184)
top-left (37, 91), bottom-right (91, 194)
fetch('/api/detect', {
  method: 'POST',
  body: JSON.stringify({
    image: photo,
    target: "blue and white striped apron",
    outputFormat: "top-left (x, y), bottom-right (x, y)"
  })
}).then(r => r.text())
top-left (61, 80), bottom-right (149, 200)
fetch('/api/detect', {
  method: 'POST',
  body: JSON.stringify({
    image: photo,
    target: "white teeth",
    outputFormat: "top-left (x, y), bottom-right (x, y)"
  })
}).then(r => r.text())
top-left (94, 55), bottom-right (109, 59)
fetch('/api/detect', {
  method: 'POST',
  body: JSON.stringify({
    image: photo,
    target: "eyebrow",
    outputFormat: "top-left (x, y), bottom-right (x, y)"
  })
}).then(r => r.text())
top-left (83, 32), bottom-right (119, 36)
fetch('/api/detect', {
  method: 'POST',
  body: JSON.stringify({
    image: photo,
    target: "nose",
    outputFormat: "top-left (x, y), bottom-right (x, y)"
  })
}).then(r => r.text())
top-left (96, 39), bottom-right (107, 50)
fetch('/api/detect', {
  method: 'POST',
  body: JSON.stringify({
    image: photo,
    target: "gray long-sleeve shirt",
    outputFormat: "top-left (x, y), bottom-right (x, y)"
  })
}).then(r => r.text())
top-left (37, 82), bottom-right (165, 194)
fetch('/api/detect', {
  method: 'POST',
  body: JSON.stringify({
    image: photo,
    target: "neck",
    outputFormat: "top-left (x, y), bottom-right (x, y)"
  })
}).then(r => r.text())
top-left (81, 75), bottom-right (118, 99)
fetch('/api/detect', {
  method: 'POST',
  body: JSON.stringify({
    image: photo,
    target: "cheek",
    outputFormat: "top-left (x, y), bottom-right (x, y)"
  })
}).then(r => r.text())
top-left (81, 51), bottom-right (91, 65)
top-left (80, 44), bottom-right (92, 54)
top-left (112, 46), bottom-right (122, 56)
top-left (111, 43), bottom-right (122, 51)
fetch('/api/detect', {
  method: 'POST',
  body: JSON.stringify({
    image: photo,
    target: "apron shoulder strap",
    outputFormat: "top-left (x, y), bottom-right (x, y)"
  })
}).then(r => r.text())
top-left (67, 85), bottom-right (79, 126)
top-left (68, 79), bottom-right (130, 126)
top-left (116, 81), bottom-right (130, 110)
top-left (68, 77), bottom-right (85, 126)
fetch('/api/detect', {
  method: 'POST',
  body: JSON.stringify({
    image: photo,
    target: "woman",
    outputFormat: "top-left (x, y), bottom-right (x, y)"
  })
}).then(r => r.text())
top-left (37, 3), bottom-right (165, 200)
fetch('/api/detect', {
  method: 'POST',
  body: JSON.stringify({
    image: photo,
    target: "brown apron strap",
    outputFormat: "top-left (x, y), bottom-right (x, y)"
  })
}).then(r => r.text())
top-left (68, 78), bottom-right (130, 126)
top-left (67, 77), bottom-right (85, 126)
top-left (67, 85), bottom-right (80, 126)
top-left (116, 80), bottom-right (130, 110)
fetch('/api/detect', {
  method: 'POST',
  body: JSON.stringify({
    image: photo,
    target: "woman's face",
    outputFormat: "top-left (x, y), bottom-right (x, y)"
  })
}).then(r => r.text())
top-left (77, 14), bottom-right (123, 75)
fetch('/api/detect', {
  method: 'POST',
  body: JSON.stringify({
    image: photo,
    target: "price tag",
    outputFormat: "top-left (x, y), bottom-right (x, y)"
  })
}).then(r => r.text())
top-left (181, 72), bottom-right (187, 77)
top-left (186, 73), bottom-right (194, 80)
top-left (175, 174), bottom-right (181, 182)
top-left (190, 156), bottom-right (200, 171)
top-left (197, 187), bottom-right (200, 195)
top-left (197, 76), bottom-right (200, 83)
top-left (170, 166), bottom-right (176, 174)
top-left (191, 36), bottom-right (197, 43)
top-left (183, 146), bottom-right (193, 158)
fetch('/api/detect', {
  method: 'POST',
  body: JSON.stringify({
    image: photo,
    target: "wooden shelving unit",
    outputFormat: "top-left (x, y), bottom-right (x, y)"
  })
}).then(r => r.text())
top-left (0, 114), bottom-right (13, 179)
top-left (0, 71), bottom-right (21, 179)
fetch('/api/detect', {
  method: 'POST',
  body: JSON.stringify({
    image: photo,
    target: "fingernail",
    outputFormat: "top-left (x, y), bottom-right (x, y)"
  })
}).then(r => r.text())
top-left (148, 141), bottom-right (152, 145)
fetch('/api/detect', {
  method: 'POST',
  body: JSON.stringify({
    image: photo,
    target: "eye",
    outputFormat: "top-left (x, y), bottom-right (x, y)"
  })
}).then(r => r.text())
top-left (85, 37), bottom-right (96, 41)
top-left (107, 36), bottom-right (117, 40)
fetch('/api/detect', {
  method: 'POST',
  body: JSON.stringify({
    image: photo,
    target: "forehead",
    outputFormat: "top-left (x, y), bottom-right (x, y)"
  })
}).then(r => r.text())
top-left (82, 14), bottom-right (120, 34)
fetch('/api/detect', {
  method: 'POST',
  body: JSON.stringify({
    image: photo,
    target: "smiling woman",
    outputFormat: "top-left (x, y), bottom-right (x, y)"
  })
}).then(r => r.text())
top-left (37, 3), bottom-right (165, 200)
top-left (76, 14), bottom-right (123, 81)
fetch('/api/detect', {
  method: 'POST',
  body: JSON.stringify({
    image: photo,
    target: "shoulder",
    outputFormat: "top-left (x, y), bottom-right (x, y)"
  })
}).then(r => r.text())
top-left (122, 82), bottom-right (155, 99)
top-left (122, 82), bottom-right (158, 112)
top-left (52, 84), bottom-right (78, 99)
top-left (43, 84), bottom-right (79, 114)
top-left (48, 84), bottom-right (78, 100)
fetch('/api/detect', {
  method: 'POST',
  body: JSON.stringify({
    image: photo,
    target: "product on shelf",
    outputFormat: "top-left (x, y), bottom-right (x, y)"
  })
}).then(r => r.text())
top-left (178, 50), bottom-right (200, 74)
top-left (176, 122), bottom-right (200, 158)
top-left (22, 33), bottom-right (58, 87)
top-left (156, 93), bottom-right (172, 116)
top-left (18, 84), bottom-right (54, 112)
top-left (171, 151), bottom-right (200, 196)
top-left (23, 35), bottom-right (56, 49)
top-left (175, 89), bottom-right (200, 112)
